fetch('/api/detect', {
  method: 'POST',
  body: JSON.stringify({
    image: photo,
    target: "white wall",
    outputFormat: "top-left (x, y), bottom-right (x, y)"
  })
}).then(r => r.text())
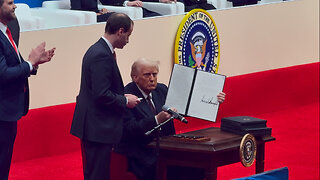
top-left (18, 0), bottom-right (319, 109)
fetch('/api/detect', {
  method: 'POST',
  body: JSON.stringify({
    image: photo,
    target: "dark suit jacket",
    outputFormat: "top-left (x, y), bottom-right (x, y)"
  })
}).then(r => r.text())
top-left (116, 82), bottom-right (175, 167)
top-left (227, 0), bottom-right (258, 6)
top-left (70, 0), bottom-right (113, 22)
top-left (0, 27), bottom-right (31, 122)
top-left (7, 18), bottom-right (20, 47)
top-left (70, 38), bottom-right (127, 144)
top-left (70, 0), bottom-right (99, 12)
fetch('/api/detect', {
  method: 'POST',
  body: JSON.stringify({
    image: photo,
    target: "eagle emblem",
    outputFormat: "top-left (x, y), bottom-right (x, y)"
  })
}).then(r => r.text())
top-left (189, 31), bottom-right (208, 69)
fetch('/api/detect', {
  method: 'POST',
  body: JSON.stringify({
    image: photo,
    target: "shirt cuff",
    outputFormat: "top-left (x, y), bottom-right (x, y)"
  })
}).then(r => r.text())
top-left (26, 61), bottom-right (33, 71)
top-left (155, 116), bottom-right (159, 124)
top-left (123, 1), bottom-right (129, 6)
top-left (154, 116), bottom-right (162, 130)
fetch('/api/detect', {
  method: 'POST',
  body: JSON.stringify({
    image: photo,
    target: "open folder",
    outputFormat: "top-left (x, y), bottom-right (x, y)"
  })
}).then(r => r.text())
top-left (165, 64), bottom-right (226, 122)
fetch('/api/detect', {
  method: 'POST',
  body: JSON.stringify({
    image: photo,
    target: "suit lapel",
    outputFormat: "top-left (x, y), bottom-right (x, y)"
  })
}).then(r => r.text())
top-left (98, 38), bottom-right (114, 60)
top-left (0, 31), bottom-right (20, 63)
top-left (98, 38), bottom-right (124, 90)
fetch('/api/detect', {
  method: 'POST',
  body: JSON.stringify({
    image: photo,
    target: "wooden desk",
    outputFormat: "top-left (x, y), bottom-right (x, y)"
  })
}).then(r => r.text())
top-left (149, 127), bottom-right (275, 180)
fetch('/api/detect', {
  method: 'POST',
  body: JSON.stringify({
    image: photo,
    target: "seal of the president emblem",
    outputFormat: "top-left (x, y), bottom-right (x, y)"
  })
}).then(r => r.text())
top-left (174, 9), bottom-right (220, 73)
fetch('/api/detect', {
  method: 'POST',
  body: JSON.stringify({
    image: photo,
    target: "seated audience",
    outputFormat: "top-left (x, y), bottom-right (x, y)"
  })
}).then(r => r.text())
top-left (70, 0), bottom-right (113, 22)
top-left (182, 0), bottom-right (216, 12)
top-left (100, 0), bottom-right (177, 17)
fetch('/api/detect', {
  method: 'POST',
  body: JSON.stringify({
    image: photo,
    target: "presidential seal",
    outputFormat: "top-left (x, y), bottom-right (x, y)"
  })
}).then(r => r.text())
top-left (174, 9), bottom-right (220, 73)
top-left (240, 133), bottom-right (257, 167)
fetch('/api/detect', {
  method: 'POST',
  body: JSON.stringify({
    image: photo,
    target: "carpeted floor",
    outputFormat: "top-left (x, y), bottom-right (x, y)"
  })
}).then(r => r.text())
top-left (10, 103), bottom-right (319, 179)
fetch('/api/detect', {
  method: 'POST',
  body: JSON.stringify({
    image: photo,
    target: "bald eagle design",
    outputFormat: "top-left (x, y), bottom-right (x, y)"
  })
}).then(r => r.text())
top-left (189, 31), bottom-right (207, 69)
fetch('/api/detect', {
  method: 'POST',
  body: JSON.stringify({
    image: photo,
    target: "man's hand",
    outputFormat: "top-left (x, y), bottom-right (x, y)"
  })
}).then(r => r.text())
top-left (156, 107), bottom-right (177, 123)
top-left (160, 0), bottom-right (177, 3)
top-left (156, 111), bottom-right (172, 123)
top-left (125, 94), bottom-right (140, 108)
top-left (217, 92), bottom-right (226, 103)
top-left (127, 1), bottom-right (143, 7)
top-left (28, 42), bottom-right (56, 66)
top-left (97, 8), bottom-right (109, 15)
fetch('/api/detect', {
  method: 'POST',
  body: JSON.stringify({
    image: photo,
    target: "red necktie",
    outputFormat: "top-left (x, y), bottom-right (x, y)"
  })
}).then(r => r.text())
top-left (6, 28), bottom-right (18, 54)
top-left (146, 95), bottom-right (156, 115)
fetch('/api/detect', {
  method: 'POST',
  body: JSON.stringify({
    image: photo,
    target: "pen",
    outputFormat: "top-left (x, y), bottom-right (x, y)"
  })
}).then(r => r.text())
top-left (138, 98), bottom-right (143, 101)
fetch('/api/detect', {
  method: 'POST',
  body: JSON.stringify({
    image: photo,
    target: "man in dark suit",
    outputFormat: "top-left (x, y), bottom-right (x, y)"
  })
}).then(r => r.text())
top-left (70, 13), bottom-right (140, 180)
top-left (116, 58), bottom-right (226, 180)
top-left (70, 0), bottom-right (113, 22)
top-left (116, 58), bottom-right (175, 180)
top-left (0, 1), bottom-right (56, 179)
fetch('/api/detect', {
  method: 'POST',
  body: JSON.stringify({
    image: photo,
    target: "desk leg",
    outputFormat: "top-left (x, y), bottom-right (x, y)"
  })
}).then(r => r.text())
top-left (156, 159), bottom-right (166, 180)
top-left (256, 143), bottom-right (265, 173)
top-left (205, 164), bottom-right (217, 180)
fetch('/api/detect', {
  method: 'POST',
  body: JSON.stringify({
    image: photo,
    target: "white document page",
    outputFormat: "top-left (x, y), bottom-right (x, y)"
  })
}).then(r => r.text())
top-left (165, 64), bottom-right (195, 115)
top-left (187, 70), bottom-right (225, 122)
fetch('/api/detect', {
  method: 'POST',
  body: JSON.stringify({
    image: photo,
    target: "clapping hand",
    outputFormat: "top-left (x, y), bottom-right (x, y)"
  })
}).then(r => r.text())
top-left (28, 42), bottom-right (56, 66)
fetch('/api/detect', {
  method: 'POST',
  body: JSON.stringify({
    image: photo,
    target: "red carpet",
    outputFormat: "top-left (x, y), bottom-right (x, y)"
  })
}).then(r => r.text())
top-left (10, 152), bottom-right (82, 180)
top-left (9, 62), bottom-right (319, 179)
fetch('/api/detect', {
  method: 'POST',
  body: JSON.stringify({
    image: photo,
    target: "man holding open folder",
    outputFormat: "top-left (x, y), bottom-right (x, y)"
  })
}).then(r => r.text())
top-left (116, 58), bottom-right (226, 180)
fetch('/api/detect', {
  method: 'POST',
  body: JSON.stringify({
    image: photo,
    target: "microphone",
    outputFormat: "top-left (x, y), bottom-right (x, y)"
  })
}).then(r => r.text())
top-left (162, 105), bottom-right (188, 124)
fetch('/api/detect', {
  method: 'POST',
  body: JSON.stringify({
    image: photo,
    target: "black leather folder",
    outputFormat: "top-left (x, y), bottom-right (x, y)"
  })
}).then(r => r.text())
top-left (221, 116), bottom-right (271, 137)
